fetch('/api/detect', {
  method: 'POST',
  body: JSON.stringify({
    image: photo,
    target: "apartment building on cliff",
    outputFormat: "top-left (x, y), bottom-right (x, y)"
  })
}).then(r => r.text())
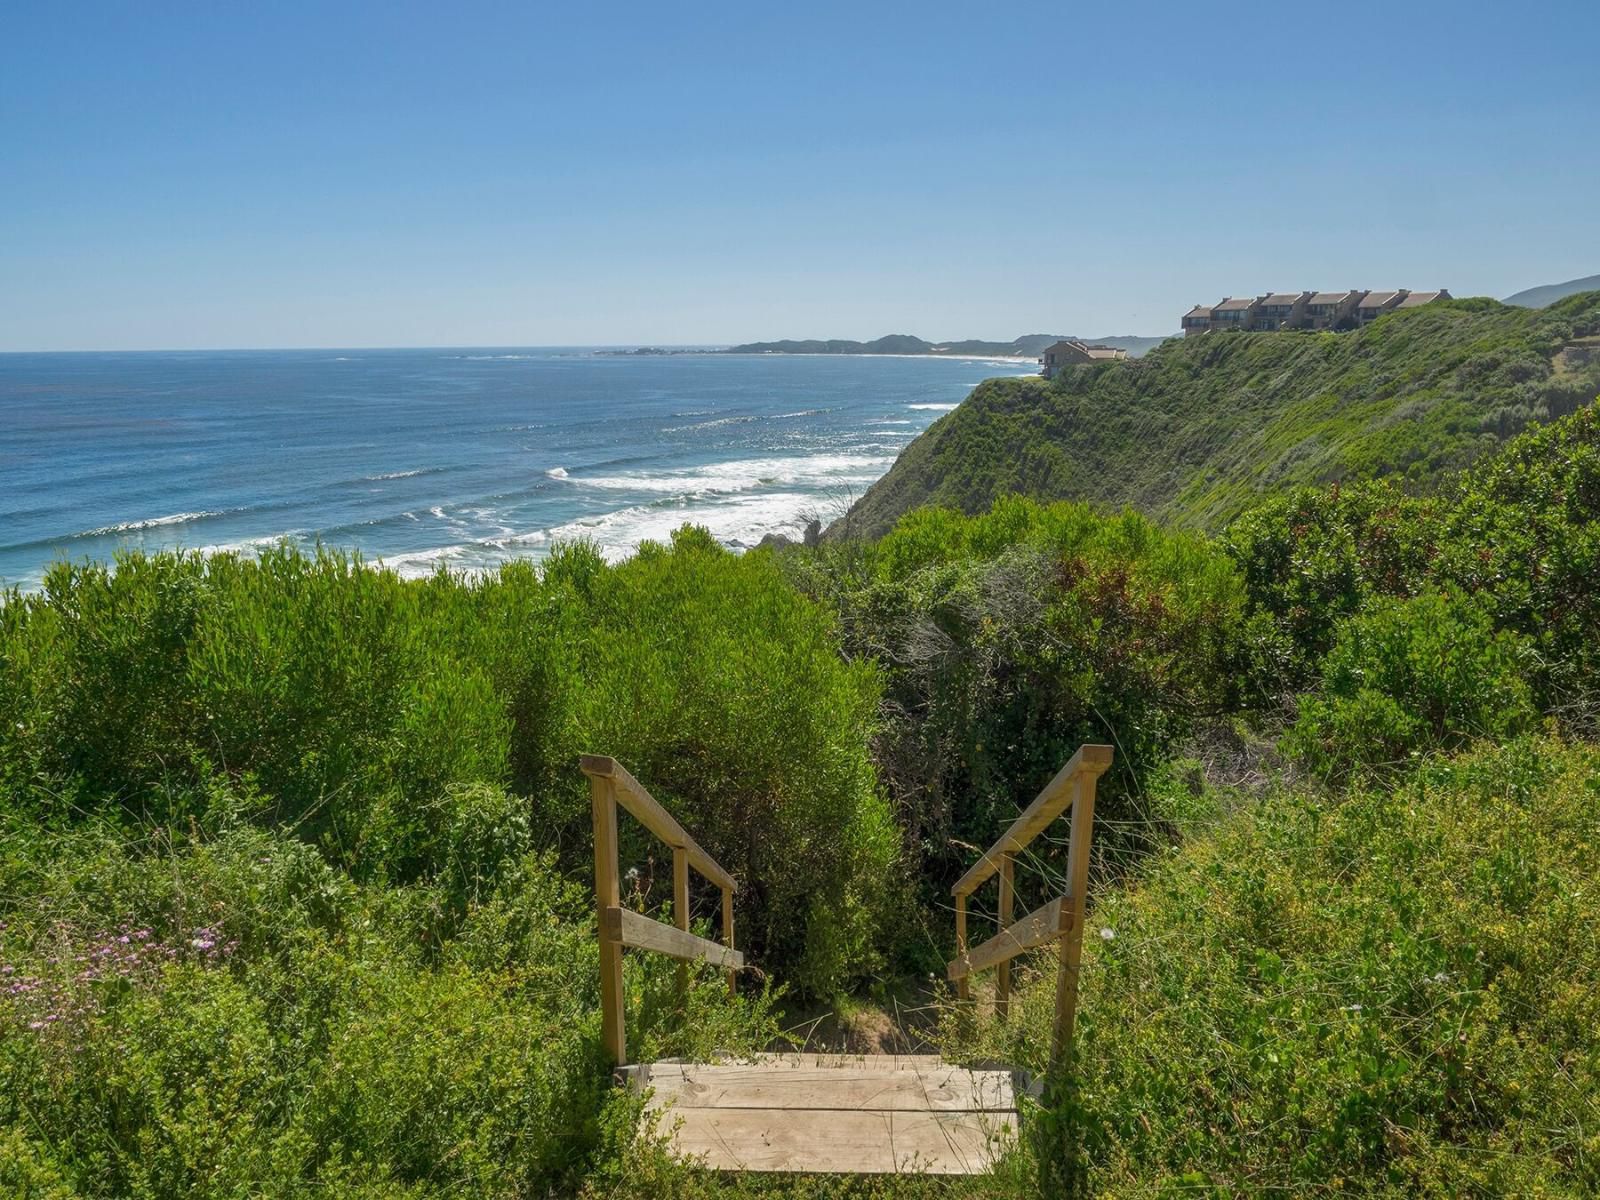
top-left (1183, 288), bottom-right (1450, 335)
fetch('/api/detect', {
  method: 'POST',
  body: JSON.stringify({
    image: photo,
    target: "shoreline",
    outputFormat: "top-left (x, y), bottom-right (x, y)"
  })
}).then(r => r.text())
top-left (710, 351), bottom-right (1039, 365)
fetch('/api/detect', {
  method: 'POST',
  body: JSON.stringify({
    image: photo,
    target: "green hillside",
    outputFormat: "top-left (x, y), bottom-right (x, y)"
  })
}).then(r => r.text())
top-left (831, 293), bottom-right (1600, 540)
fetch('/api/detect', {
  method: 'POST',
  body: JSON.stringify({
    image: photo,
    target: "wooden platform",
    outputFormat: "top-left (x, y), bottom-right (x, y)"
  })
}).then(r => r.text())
top-left (625, 1054), bottom-right (1019, 1174)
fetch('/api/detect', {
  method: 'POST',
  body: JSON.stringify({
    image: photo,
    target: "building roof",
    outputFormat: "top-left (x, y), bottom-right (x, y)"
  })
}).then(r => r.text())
top-left (1260, 292), bottom-right (1308, 307)
top-left (1183, 305), bottom-right (1213, 320)
top-left (1307, 290), bottom-right (1364, 306)
top-left (1396, 290), bottom-right (1448, 307)
top-left (1213, 296), bottom-right (1259, 312)
top-left (1359, 291), bottom-right (1406, 309)
top-left (1084, 345), bottom-right (1127, 360)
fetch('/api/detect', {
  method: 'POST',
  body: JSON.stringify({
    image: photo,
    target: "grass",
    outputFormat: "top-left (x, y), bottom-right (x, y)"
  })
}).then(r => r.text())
top-left (942, 736), bottom-right (1600, 1197)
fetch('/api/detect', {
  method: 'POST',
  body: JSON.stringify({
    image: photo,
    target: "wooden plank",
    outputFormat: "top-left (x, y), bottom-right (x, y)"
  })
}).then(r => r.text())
top-left (721, 884), bottom-right (736, 998)
top-left (606, 906), bottom-right (745, 970)
top-left (658, 1107), bottom-right (1016, 1174)
top-left (580, 755), bottom-right (737, 892)
top-left (673, 846), bottom-right (690, 1002)
top-left (636, 1053), bottom-right (948, 1073)
top-left (591, 778), bottom-right (626, 1068)
top-left (954, 892), bottom-right (970, 1001)
top-left (1055, 768), bottom-right (1099, 1062)
top-left (952, 744), bottom-right (1112, 898)
top-left (641, 1062), bottom-right (1014, 1112)
top-left (996, 853), bottom-right (1014, 1017)
top-left (947, 896), bottom-right (1067, 981)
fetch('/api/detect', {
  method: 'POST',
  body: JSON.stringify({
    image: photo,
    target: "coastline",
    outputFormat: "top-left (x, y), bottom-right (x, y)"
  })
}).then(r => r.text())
top-left (1, 349), bottom-right (1036, 592)
top-left (712, 351), bottom-right (1039, 366)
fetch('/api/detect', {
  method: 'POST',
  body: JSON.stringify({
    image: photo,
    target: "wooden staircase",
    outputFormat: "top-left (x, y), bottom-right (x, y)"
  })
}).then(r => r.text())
top-left (624, 1054), bottom-right (1019, 1174)
top-left (582, 744), bottom-right (1112, 1176)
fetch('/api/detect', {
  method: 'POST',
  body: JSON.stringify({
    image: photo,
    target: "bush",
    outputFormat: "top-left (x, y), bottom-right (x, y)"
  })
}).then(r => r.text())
top-left (0, 818), bottom-right (778, 1197)
top-left (1285, 590), bottom-right (1538, 780)
top-left (941, 737), bottom-right (1600, 1196)
top-left (784, 497), bottom-right (1251, 930)
top-left (0, 532), bottom-right (893, 990)
top-left (1225, 401), bottom-right (1600, 713)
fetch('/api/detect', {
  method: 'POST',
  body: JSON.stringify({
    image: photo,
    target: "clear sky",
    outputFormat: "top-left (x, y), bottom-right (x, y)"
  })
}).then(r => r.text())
top-left (3, 1), bottom-right (1597, 350)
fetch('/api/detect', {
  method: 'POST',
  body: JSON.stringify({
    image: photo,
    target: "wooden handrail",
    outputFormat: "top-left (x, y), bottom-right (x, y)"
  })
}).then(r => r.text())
top-left (581, 755), bottom-right (738, 892)
top-left (584, 755), bottom-right (740, 1067)
top-left (951, 743), bottom-right (1113, 898)
top-left (946, 744), bottom-right (1112, 1066)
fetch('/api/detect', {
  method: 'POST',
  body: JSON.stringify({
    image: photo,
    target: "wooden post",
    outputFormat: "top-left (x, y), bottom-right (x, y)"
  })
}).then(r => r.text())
top-left (673, 846), bottom-right (690, 1005)
top-left (996, 852), bottom-right (1014, 1019)
top-left (1052, 770), bottom-right (1099, 1064)
top-left (955, 891), bottom-right (970, 1001)
top-left (592, 776), bottom-right (627, 1067)
top-left (721, 886), bottom-right (736, 997)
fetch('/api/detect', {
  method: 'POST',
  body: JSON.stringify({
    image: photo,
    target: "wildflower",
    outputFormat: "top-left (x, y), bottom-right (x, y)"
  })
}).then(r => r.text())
top-left (28, 1020), bottom-right (45, 1031)
top-left (1343, 1003), bottom-right (1363, 1012)
top-left (191, 937), bottom-right (215, 951)
top-left (1099, 927), bottom-right (1116, 941)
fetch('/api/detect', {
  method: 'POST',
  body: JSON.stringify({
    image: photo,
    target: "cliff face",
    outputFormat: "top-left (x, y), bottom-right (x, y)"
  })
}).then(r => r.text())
top-left (830, 294), bottom-right (1600, 540)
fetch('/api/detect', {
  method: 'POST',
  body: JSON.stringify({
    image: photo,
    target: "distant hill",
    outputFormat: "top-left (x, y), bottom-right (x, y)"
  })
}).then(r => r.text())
top-left (722, 332), bottom-right (1169, 358)
top-left (1504, 275), bottom-right (1600, 308)
top-left (828, 293), bottom-right (1600, 540)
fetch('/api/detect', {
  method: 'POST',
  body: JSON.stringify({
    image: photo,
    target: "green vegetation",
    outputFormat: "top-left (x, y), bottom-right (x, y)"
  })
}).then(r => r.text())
top-left (835, 292), bottom-right (1600, 539)
top-left (944, 736), bottom-right (1600, 1196)
top-left (721, 333), bottom-right (1164, 357)
top-left (4, 381), bottom-right (1600, 1191)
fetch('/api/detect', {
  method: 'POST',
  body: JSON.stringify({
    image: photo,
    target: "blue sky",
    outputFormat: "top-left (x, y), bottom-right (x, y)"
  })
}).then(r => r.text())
top-left (3, 1), bottom-right (1596, 349)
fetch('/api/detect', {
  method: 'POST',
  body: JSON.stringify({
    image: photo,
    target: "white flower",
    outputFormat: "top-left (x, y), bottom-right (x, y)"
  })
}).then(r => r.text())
top-left (1098, 927), bottom-right (1115, 941)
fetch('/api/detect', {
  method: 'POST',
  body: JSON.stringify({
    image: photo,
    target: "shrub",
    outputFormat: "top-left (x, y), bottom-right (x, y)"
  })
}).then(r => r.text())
top-left (941, 737), bottom-right (1600, 1196)
top-left (784, 497), bottom-right (1251, 931)
top-left (1285, 590), bottom-right (1538, 780)
top-left (0, 532), bottom-right (893, 989)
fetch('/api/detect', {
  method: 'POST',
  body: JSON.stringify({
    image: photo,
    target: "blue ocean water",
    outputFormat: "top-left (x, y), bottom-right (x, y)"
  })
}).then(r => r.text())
top-left (0, 348), bottom-right (1035, 590)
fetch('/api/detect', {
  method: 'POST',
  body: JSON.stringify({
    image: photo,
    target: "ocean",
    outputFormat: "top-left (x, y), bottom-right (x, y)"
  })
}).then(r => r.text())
top-left (0, 348), bottom-right (1035, 591)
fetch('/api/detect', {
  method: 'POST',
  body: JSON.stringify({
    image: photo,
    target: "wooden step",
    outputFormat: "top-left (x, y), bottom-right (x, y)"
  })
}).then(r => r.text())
top-left (627, 1054), bottom-right (1020, 1174)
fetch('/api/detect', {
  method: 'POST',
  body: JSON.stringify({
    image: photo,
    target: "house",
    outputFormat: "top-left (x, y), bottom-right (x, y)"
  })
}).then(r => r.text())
top-left (1395, 289), bottom-right (1451, 308)
top-left (1304, 290), bottom-right (1367, 330)
top-left (1038, 339), bottom-right (1128, 379)
top-left (1256, 291), bottom-right (1313, 331)
top-left (1357, 290), bottom-right (1409, 324)
top-left (1182, 305), bottom-right (1213, 337)
top-left (1209, 295), bottom-right (1263, 332)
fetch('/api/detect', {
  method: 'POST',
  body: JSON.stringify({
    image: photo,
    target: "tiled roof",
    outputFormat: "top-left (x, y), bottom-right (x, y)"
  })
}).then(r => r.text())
top-left (1183, 306), bottom-right (1213, 320)
top-left (1396, 290), bottom-right (1447, 307)
top-left (1308, 291), bottom-right (1363, 306)
top-left (1213, 296), bottom-right (1259, 312)
top-left (1260, 292), bottom-right (1307, 307)
top-left (1359, 291), bottom-right (1406, 309)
